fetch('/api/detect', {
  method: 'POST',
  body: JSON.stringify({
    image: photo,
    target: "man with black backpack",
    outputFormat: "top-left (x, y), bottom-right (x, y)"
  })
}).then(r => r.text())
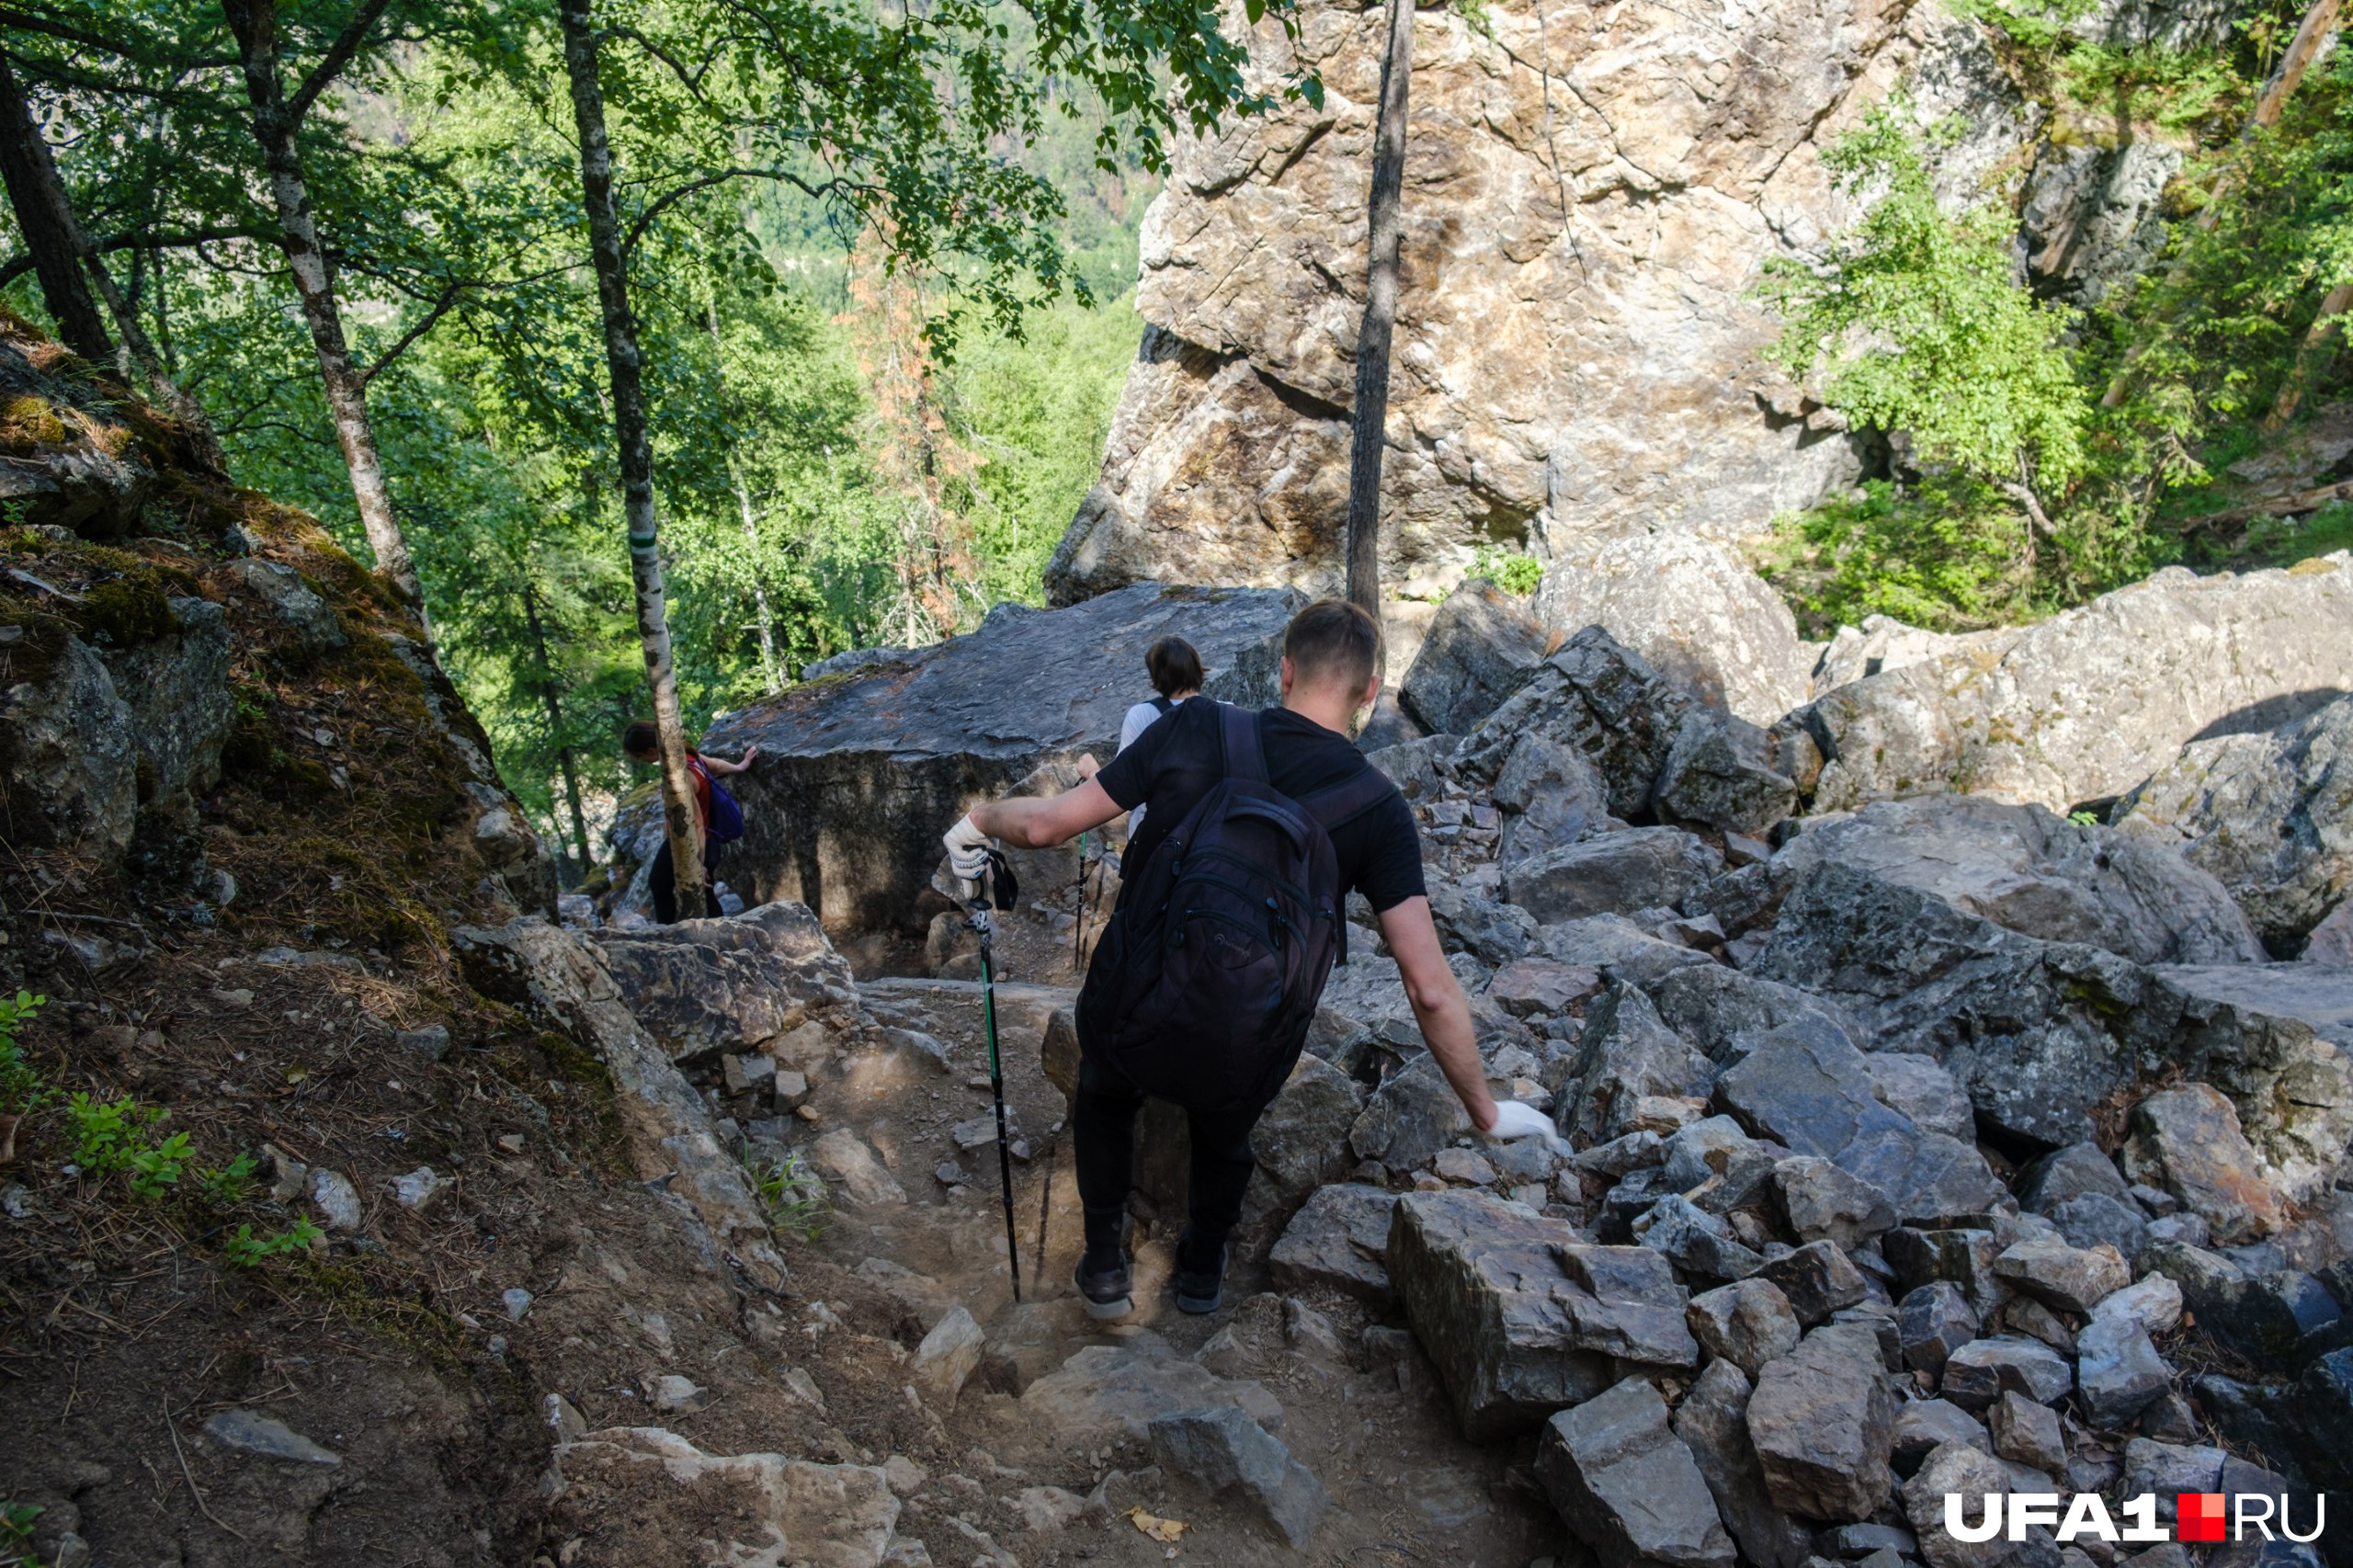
top-left (942, 599), bottom-right (1552, 1318)
top-left (622, 720), bottom-right (759, 924)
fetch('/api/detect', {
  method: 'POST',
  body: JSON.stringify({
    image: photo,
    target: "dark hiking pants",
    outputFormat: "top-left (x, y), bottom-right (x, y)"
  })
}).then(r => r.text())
top-left (650, 838), bottom-right (722, 925)
top-left (1073, 1047), bottom-right (1274, 1263)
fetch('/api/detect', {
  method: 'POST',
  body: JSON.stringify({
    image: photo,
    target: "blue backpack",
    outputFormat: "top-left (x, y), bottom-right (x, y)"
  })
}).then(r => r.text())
top-left (693, 757), bottom-right (746, 843)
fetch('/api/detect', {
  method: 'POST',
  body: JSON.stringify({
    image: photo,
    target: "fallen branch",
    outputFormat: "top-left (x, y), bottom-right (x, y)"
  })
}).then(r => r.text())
top-left (2174, 476), bottom-right (2353, 533)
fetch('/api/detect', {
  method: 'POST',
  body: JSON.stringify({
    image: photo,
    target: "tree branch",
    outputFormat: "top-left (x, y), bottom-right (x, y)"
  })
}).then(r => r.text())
top-left (0, 226), bottom-right (273, 290)
top-left (621, 166), bottom-right (853, 259)
top-left (287, 0), bottom-right (394, 126)
top-left (356, 278), bottom-right (461, 386)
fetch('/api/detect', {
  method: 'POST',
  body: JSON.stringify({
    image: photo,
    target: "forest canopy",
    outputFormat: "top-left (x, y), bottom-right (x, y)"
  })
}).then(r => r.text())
top-left (0, 0), bottom-right (1297, 868)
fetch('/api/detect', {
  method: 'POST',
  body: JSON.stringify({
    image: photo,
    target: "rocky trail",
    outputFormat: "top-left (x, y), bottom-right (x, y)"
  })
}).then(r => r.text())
top-left (13, 303), bottom-right (2353, 1568)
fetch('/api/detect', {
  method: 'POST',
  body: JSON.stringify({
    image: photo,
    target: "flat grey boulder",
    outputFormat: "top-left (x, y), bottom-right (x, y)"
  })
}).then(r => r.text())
top-left (596, 901), bottom-right (860, 1062)
top-left (2114, 692), bottom-right (2353, 947)
top-left (1149, 1404), bottom-right (1328, 1549)
top-left (1267, 1184), bottom-right (1397, 1301)
top-left (1647, 966), bottom-right (1858, 1067)
top-left (1772, 795), bottom-right (2265, 966)
top-left (1535, 1375), bottom-right (1736, 1568)
top-left (1714, 1017), bottom-right (2002, 1224)
top-left (1495, 732), bottom-right (1612, 864)
top-left (1250, 1052), bottom-right (1364, 1203)
top-left (1506, 827), bottom-right (1724, 925)
top-left (202, 1409), bottom-right (341, 1465)
top-left (1801, 555), bottom-right (2353, 813)
top-left (700, 581), bottom-right (1298, 937)
top-left (1556, 983), bottom-right (1716, 1144)
top-left (1541, 915), bottom-right (1717, 989)
top-left (1019, 1345), bottom-right (1284, 1446)
top-left (1401, 578), bottom-right (1552, 735)
top-left (1388, 1188), bottom-right (1697, 1440)
top-left (1349, 1053), bottom-right (1473, 1171)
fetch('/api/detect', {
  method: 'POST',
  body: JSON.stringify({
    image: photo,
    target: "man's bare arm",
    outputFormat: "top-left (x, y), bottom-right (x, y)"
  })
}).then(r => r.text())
top-left (972, 778), bottom-right (1124, 848)
top-left (1377, 895), bottom-right (1500, 1133)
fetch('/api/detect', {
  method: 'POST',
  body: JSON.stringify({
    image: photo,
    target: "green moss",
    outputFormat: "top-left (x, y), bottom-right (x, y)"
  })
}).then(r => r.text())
top-left (0, 393), bottom-right (66, 449)
top-left (538, 1028), bottom-right (610, 1087)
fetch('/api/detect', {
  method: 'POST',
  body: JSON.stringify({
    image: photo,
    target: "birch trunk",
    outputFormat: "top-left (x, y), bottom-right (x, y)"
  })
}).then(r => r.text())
top-left (221, 0), bottom-right (421, 604)
top-left (557, 0), bottom-right (706, 916)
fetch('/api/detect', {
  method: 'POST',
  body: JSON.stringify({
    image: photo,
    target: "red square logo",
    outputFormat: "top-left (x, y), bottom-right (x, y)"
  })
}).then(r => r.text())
top-left (2179, 1493), bottom-right (2227, 1542)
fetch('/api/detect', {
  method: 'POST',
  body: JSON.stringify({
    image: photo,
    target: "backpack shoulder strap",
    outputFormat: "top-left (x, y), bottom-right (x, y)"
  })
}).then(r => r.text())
top-left (1301, 764), bottom-right (1394, 831)
top-left (1151, 695), bottom-right (1175, 715)
top-left (1218, 702), bottom-right (1267, 785)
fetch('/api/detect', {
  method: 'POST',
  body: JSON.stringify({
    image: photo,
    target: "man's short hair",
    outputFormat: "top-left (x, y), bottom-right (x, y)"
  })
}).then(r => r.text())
top-left (1146, 635), bottom-right (1205, 699)
top-left (622, 719), bottom-right (659, 756)
top-left (1283, 598), bottom-right (1381, 693)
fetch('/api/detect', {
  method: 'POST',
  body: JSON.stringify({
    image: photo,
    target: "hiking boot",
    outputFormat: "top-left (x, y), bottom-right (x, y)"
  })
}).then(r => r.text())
top-left (1075, 1248), bottom-right (1133, 1320)
top-left (1172, 1231), bottom-right (1228, 1315)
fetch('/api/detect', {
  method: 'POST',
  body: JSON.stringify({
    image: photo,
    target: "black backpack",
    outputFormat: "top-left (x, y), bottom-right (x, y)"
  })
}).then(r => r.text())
top-left (1078, 703), bottom-right (1394, 1110)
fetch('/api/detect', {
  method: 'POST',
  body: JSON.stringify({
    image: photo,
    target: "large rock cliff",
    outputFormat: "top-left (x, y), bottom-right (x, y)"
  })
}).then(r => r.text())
top-left (1046, 0), bottom-right (2039, 605)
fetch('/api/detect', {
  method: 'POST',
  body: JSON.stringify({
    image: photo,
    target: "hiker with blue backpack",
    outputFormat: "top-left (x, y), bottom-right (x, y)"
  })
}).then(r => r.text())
top-left (622, 719), bottom-right (757, 924)
top-left (941, 598), bottom-right (1555, 1319)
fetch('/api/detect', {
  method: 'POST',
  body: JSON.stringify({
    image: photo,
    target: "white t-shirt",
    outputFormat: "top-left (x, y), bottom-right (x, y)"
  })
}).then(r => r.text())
top-left (1117, 696), bottom-right (1187, 840)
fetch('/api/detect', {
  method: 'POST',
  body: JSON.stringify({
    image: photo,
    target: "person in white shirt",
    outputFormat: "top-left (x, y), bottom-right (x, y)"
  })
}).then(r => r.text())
top-left (1108, 636), bottom-right (1203, 844)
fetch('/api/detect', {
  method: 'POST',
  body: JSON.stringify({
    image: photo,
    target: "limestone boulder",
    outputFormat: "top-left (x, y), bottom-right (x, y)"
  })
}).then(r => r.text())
top-left (1802, 557), bottom-right (2353, 813)
top-left (1672, 1359), bottom-right (1815, 1568)
top-left (1493, 732), bottom-right (1611, 864)
top-left (1745, 1321), bottom-right (1896, 1521)
top-left (1, 628), bottom-right (138, 858)
top-left (1535, 1376), bottom-right (1736, 1568)
top-left (1773, 795), bottom-right (2266, 966)
top-left (1400, 579), bottom-right (1552, 735)
top-left (1040, 0), bottom-right (2041, 608)
top-left (1654, 712), bottom-right (1800, 837)
top-left (1250, 1051), bottom-right (1364, 1203)
top-left (595, 902), bottom-right (861, 1063)
top-left (1267, 1183), bottom-right (1397, 1301)
top-left (1456, 627), bottom-right (1694, 818)
top-left (698, 582), bottom-right (1297, 937)
top-left (1755, 862), bottom-right (2353, 1194)
top-left (1505, 828), bottom-right (1725, 925)
top-left (1538, 532), bottom-right (1815, 723)
top-left (2113, 693), bottom-right (2353, 949)
top-left (1387, 1189), bottom-right (1697, 1439)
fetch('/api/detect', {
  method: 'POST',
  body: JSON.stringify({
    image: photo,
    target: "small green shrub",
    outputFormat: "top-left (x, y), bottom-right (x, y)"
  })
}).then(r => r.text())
top-left (223, 1218), bottom-right (324, 1267)
top-left (743, 1148), bottom-right (829, 1241)
top-left (195, 1153), bottom-right (260, 1207)
top-left (63, 1092), bottom-right (191, 1196)
top-left (0, 992), bottom-right (47, 1117)
top-left (0, 1499), bottom-right (45, 1568)
top-left (1470, 546), bottom-right (1544, 597)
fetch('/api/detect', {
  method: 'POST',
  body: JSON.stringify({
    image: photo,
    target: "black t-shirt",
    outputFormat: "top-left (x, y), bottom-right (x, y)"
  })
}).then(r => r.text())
top-left (1096, 700), bottom-right (1427, 914)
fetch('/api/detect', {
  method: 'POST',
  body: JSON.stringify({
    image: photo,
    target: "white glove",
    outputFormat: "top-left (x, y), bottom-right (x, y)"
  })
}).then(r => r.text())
top-left (943, 814), bottom-right (995, 885)
top-left (1484, 1099), bottom-right (1565, 1153)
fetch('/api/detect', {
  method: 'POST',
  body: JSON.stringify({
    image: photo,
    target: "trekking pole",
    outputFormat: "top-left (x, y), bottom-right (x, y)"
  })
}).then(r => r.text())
top-left (1072, 831), bottom-right (1088, 971)
top-left (967, 853), bottom-right (1023, 1302)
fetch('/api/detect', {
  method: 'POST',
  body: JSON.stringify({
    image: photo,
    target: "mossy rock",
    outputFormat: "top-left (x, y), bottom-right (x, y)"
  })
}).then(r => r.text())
top-left (0, 392), bottom-right (67, 449)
